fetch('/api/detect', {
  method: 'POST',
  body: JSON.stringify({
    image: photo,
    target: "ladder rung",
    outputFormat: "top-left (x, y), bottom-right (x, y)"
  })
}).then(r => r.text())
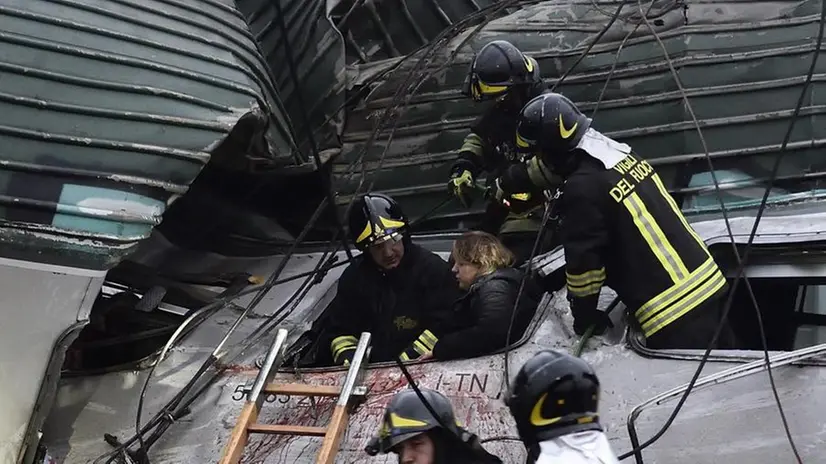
top-left (262, 383), bottom-right (368, 398)
top-left (247, 423), bottom-right (328, 437)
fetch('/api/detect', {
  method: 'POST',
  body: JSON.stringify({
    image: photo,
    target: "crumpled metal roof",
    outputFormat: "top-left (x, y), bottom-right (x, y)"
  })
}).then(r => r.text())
top-left (333, 0), bottom-right (826, 224)
top-left (236, 0), bottom-right (347, 158)
top-left (0, 0), bottom-right (298, 269)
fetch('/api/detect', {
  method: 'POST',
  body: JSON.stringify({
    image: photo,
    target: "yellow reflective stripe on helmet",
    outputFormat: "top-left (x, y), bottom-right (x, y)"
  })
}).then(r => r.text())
top-left (559, 117), bottom-right (578, 140)
top-left (623, 192), bottom-right (689, 283)
top-left (460, 133), bottom-right (484, 157)
top-left (516, 131), bottom-right (532, 148)
top-left (379, 216), bottom-right (405, 229)
top-left (356, 222), bottom-right (372, 243)
top-left (511, 192), bottom-right (531, 201)
top-left (477, 81), bottom-right (508, 95)
top-left (529, 392), bottom-right (561, 427)
top-left (524, 55), bottom-right (535, 73)
top-left (390, 412), bottom-right (429, 428)
top-left (650, 173), bottom-right (711, 258)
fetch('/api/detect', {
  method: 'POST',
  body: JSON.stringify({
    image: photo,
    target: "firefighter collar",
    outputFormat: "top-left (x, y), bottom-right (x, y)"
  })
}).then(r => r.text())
top-left (576, 128), bottom-right (631, 170)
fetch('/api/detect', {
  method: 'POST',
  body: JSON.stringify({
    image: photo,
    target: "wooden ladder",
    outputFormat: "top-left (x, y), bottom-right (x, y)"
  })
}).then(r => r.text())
top-left (219, 329), bottom-right (372, 464)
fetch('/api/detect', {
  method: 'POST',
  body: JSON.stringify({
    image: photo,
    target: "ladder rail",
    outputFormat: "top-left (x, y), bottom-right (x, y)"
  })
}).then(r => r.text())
top-left (316, 332), bottom-right (372, 464)
top-left (219, 329), bottom-right (289, 464)
top-left (219, 330), bottom-right (373, 464)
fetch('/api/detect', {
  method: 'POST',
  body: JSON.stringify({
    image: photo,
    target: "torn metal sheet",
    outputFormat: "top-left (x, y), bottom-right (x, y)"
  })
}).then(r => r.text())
top-left (237, 0), bottom-right (347, 160)
top-left (0, 0), bottom-right (298, 269)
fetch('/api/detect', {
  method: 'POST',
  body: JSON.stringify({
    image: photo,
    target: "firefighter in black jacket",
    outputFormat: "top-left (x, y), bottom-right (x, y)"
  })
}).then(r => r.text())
top-left (448, 40), bottom-right (558, 265)
top-left (497, 92), bottom-right (735, 349)
top-left (326, 193), bottom-right (463, 365)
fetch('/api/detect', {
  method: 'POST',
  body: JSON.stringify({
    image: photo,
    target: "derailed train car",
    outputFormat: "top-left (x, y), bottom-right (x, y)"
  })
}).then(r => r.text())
top-left (30, 0), bottom-right (826, 463)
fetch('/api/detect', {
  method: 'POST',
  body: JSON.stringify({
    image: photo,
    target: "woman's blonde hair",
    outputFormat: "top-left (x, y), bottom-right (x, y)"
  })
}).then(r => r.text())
top-left (452, 231), bottom-right (515, 272)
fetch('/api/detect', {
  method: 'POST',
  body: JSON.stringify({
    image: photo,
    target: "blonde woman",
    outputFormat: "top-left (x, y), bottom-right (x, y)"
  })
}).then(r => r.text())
top-left (422, 231), bottom-right (542, 361)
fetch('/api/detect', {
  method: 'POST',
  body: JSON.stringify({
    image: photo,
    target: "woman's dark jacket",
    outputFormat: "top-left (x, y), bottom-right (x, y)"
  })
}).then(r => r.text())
top-left (433, 267), bottom-right (542, 360)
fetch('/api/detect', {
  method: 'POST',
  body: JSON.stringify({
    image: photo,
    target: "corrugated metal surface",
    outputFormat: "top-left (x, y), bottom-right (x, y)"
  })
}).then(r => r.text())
top-left (0, 0), bottom-right (297, 269)
top-left (236, 0), bottom-right (346, 157)
top-left (330, 0), bottom-right (510, 64)
top-left (334, 0), bottom-right (826, 224)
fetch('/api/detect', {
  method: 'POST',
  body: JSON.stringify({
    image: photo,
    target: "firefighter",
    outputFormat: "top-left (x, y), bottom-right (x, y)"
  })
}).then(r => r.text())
top-left (496, 92), bottom-right (736, 349)
top-left (506, 350), bottom-right (619, 463)
top-left (324, 193), bottom-right (462, 365)
top-left (365, 388), bottom-right (503, 464)
top-left (448, 39), bottom-right (559, 265)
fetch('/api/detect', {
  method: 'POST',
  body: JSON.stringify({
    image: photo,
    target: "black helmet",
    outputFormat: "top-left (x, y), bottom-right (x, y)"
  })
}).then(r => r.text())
top-left (515, 93), bottom-right (591, 173)
top-left (369, 388), bottom-right (462, 455)
top-left (463, 40), bottom-right (541, 102)
top-left (347, 193), bottom-right (408, 251)
top-left (506, 350), bottom-right (601, 450)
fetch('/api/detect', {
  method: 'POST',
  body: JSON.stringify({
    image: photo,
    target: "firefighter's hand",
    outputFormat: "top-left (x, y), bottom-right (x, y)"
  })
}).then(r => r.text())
top-left (487, 178), bottom-right (510, 208)
top-left (448, 170), bottom-right (475, 208)
top-left (573, 308), bottom-right (612, 336)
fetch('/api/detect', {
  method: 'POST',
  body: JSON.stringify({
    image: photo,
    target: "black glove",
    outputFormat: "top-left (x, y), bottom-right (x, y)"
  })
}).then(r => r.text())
top-left (448, 169), bottom-right (475, 208)
top-left (572, 307), bottom-right (613, 336)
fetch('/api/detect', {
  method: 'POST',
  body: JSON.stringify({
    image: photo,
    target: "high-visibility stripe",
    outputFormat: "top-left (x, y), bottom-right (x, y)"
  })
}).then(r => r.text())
top-left (642, 266), bottom-right (727, 337)
top-left (419, 330), bottom-right (438, 350)
top-left (635, 257), bottom-right (717, 323)
top-left (568, 282), bottom-right (603, 298)
top-left (566, 268), bottom-right (606, 286)
top-left (566, 270), bottom-right (604, 297)
top-left (623, 192), bottom-right (689, 283)
top-left (413, 340), bottom-right (430, 355)
top-left (331, 335), bottom-right (357, 361)
top-left (461, 133), bottom-right (484, 156)
top-left (650, 173), bottom-right (711, 257)
top-left (566, 268), bottom-right (606, 298)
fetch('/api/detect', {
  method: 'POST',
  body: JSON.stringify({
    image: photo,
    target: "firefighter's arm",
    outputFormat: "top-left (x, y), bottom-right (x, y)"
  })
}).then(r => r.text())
top-left (399, 257), bottom-right (463, 361)
top-left (498, 156), bottom-right (562, 193)
top-left (326, 272), bottom-right (361, 366)
top-left (449, 131), bottom-right (494, 208)
top-left (562, 179), bottom-right (611, 335)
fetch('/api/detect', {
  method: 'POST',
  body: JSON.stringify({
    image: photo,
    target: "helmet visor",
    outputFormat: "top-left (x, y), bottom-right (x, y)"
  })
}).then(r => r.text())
top-left (469, 73), bottom-right (510, 102)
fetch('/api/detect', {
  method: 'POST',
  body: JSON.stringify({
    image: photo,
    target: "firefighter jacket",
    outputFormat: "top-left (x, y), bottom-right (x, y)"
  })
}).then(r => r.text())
top-left (429, 267), bottom-right (541, 360)
top-left (453, 95), bottom-right (550, 235)
top-left (325, 242), bottom-right (462, 364)
top-left (535, 431), bottom-right (620, 464)
top-left (560, 151), bottom-right (728, 338)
